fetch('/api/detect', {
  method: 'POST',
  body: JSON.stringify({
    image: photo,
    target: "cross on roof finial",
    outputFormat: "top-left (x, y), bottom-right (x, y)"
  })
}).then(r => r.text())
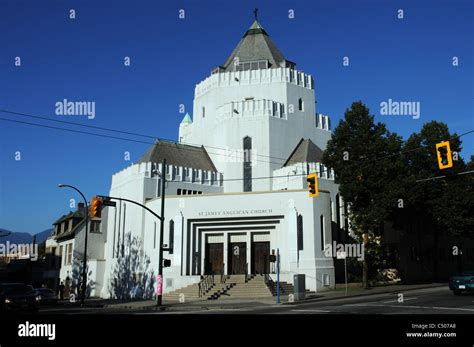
top-left (253, 8), bottom-right (258, 20)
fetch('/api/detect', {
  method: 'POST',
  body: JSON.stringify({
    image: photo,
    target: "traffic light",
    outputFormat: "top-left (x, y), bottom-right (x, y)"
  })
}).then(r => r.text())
top-left (163, 259), bottom-right (171, 268)
top-left (436, 141), bottom-right (453, 170)
top-left (90, 196), bottom-right (103, 218)
top-left (306, 173), bottom-right (318, 197)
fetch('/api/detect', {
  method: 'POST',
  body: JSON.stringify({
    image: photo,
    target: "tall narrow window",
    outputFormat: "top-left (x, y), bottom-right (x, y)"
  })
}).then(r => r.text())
top-left (59, 246), bottom-right (63, 265)
top-left (297, 214), bottom-right (304, 251)
top-left (169, 220), bottom-right (174, 254)
top-left (153, 222), bottom-right (157, 249)
top-left (330, 198), bottom-right (333, 221)
top-left (336, 194), bottom-right (341, 228)
top-left (202, 106), bottom-right (205, 118)
top-left (67, 244), bottom-right (72, 264)
top-left (298, 98), bottom-right (304, 111)
top-left (243, 136), bottom-right (252, 192)
top-left (320, 215), bottom-right (325, 251)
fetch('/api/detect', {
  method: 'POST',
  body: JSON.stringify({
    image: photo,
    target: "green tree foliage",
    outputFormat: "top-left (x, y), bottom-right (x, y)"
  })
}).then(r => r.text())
top-left (322, 101), bottom-right (404, 287)
top-left (402, 121), bottom-right (473, 235)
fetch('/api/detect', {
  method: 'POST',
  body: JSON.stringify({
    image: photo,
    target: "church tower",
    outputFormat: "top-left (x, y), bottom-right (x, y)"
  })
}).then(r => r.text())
top-left (179, 13), bottom-right (332, 193)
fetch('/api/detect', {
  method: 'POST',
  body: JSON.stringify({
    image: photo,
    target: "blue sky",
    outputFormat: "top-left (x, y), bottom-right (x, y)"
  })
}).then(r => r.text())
top-left (0, 0), bottom-right (473, 234)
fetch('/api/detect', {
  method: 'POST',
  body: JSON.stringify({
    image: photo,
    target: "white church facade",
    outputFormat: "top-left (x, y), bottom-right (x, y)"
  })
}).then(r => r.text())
top-left (76, 18), bottom-right (348, 299)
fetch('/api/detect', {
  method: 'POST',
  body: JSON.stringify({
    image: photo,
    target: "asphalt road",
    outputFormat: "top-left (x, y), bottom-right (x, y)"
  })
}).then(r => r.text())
top-left (255, 287), bottom-right (474, 315)
top-left (37, 286), bottom-right (474, 315)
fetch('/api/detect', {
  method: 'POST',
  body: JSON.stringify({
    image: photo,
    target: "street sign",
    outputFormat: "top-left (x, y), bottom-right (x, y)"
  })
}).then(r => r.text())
top-left (102, 199), bottom-right (116, 207)
top-left (336, 251), bottom-right (349, 296)
top-left (336, 251), bottom-right (347, 259)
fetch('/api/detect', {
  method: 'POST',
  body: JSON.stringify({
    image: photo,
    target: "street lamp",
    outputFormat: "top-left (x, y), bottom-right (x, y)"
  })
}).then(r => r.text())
top-left (58, 184), bottom-right (89, 306)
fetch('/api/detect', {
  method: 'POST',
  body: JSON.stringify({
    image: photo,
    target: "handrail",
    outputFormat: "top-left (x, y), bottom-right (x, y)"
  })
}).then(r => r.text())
top-left (198, 274), bottom-right (215, 297)
top-left (220, 265), bottom-right (226, 284)
top-left (264, 273), bottom-right (278, 295)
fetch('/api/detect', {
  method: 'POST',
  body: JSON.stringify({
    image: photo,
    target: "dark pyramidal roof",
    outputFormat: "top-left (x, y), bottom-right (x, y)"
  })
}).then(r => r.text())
top-left (283, 139), bottom-right (324, 167)
top-left (137, 140), bottom-right (217, 172)
top-left (221, 20), bottom-right (293, 72)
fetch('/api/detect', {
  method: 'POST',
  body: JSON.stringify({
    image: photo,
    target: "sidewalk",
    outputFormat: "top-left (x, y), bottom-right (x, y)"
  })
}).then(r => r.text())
top-left (101, 282), bottom-right (446, 312)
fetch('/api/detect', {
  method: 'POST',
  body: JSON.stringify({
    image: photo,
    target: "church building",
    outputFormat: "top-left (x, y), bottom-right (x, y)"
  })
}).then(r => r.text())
top-left (97, 16), bottom-right (347, 299)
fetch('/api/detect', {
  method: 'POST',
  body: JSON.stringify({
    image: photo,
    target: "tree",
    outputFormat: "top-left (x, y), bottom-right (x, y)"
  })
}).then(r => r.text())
top-left (401, 122), bottom-right (474, 278)
top-left (322, 101), bottom-right (404, 288)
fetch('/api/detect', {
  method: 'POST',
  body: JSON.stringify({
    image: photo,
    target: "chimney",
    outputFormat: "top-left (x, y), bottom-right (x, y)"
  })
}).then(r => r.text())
top-left (78, 202), bottom-right (85, 210)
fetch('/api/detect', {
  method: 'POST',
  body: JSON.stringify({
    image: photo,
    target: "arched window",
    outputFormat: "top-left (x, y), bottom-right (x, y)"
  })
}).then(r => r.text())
top-left (298, 98), bottom-right (304, 111)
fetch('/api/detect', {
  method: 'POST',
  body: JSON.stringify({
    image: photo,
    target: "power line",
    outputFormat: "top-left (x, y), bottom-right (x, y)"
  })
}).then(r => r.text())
top-left (2, 112), bottom-right (469, 184)
top-left (0, 116), bottom-right (333, 181)
top-left (415, 170), bottom-right (474, 183)
top-left (1, 109), bottom-right (473, 183)
top-left (1, 108), bottom-right (472, 167)
top-left (0, 116), bottom-right (285, 166)
top-left (0, 109), bottom-right (291, 163)
top-left (0, 117), bottom-right (155, 145)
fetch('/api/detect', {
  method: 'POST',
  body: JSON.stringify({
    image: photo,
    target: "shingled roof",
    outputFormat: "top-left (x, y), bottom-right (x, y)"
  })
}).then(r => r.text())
top-left (283, 138), bottom-right (324, 167)
top-left (137, 140), bottom-right (217, 172)
top-left (222, 20), bottom-right (293, 72)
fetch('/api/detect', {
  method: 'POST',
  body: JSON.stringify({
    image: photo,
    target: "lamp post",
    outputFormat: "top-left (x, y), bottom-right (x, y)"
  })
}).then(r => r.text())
top-left (58, 184), bottom-right (89, 306)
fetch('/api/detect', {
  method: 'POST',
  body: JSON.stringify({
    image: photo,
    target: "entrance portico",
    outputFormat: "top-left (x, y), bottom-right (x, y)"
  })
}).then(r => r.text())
top-left (201, 229), bottom-right (272, 276)
top-left (186, 214), bottom-right (284, 276)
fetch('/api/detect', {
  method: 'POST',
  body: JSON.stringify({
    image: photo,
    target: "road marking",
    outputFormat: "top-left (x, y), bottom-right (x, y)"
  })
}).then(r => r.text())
top-left (345, 303), bottom-right (474, 312)
top-left (383, 297), bottom-right (418, 303)
top-left (291, 309), bottom-right (331, 313)
top-left (209, 308), bottom-right (254, 311)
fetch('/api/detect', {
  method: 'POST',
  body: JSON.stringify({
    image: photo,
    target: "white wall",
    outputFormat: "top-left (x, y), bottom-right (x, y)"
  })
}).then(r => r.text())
top-left (180, 67), bottom-right (332, 194)
top-left (113, 188), bottom-right (337, 295)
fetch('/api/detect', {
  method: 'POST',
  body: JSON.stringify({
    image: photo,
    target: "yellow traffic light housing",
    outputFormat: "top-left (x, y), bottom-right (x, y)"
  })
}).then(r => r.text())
top-left (306, 173), bottom-right (318, 197)
top-left (436, 141), bottom-right (453, 170)
top-left (90, 196), bottom-right (103, 218)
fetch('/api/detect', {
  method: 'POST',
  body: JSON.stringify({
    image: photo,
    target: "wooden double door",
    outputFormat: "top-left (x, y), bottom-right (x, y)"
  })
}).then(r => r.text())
top-left (205, 243), bottom-right (223, 275)
top-left (228, 242), bottom-right (247, 275)
top-left (205, 241), bottom-right (271, 275)
top-left (251, 241), bottom-right (270, 274)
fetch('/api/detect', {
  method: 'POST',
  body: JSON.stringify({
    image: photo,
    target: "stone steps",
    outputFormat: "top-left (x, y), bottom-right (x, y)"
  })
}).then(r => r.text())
top-left (163, 274), bottom-right (314, 302)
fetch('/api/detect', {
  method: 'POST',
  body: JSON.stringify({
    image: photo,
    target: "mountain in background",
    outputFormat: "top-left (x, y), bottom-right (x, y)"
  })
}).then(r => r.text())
top-left (0, 228), bottom-right (53, 245)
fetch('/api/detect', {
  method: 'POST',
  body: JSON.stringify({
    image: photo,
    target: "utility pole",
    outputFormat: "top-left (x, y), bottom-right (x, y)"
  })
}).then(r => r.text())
top-left (157, 159), bottom-right (167, 306)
